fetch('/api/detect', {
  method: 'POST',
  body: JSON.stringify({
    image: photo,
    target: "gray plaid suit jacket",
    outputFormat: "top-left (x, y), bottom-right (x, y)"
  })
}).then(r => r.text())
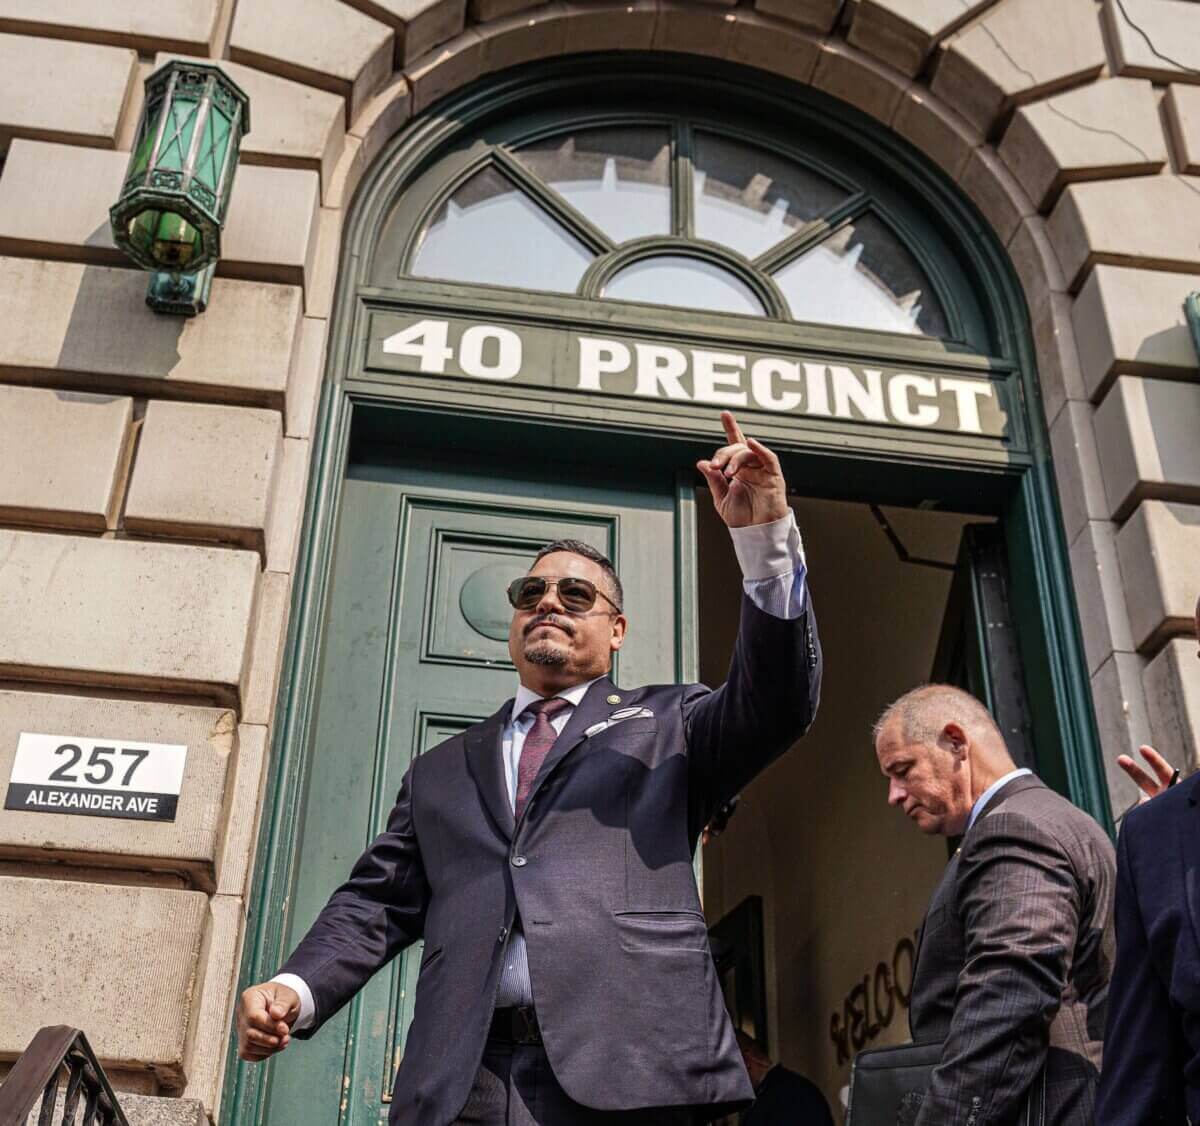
top-left (908, 774), bottom-right (1115, 1126)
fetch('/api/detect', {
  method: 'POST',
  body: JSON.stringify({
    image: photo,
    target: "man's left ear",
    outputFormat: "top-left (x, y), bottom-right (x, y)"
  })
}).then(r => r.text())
top-left (610, 614), bottom-right (628, 652)
top-left (944, 722), bottom-right (969, 759)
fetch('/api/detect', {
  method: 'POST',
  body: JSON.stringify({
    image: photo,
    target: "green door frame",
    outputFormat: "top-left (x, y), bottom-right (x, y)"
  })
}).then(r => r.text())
top-left (222, 56), bottom-right (1109, 1126)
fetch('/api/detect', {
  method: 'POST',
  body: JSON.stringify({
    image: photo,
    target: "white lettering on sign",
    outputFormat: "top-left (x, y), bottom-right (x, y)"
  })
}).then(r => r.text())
top-left (831, 366), bottom-right (887, 424)
top-left (635, 343), bottom-right (689, 400)
top-left (20, 789), bottom-right (160, 815)
top-left (693, 350), bottom-right (747, 408)
top-left (888, 373), bottom-right (939, 428)
top-left (750, 359), bottom-right (801, 413)
top-left (458, 324), bottom-right (522, 381)
top-left (381, 318), bottom-right (455, 374)
top-left (377, 318), bottom-right (1004, 437)
top-left (804, 362), bottom-right (832, 417)
top-left (941, 377), bottom-right (993, 436)
top-left (383, 319), bottom-right (523, 381)
top-left (578, 337), bottom-right (631, 390)
top-left (5, 732), bottom-right (186, 822)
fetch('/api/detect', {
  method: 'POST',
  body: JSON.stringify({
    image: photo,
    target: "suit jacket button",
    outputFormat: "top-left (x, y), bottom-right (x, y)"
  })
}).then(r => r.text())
top-left (511, 855), bottom-right (527, 867)
top-left (498, 927), bottom-right (508, 943)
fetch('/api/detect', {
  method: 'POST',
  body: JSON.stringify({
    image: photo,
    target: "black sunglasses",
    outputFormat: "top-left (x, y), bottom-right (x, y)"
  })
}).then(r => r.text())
top-left (506, 575), bottom-right (621, 613)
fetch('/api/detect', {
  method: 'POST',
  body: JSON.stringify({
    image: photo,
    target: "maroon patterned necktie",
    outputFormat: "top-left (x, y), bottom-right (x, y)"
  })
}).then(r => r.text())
top-left (514, 697), bottom-right (573, 818)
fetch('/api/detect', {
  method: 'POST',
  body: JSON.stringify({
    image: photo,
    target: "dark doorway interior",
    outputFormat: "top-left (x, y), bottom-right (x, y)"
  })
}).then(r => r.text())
top-left (698, 493), bottom-right (996, 1115)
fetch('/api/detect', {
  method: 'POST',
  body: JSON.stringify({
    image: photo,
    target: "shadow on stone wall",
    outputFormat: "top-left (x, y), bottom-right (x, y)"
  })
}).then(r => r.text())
top-left (55, 227), bottom-right (185, 382)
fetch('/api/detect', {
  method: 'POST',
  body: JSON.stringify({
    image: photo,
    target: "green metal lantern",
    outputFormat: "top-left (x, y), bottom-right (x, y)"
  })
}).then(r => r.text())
top-left (109, 61), bottom-right (250, 316)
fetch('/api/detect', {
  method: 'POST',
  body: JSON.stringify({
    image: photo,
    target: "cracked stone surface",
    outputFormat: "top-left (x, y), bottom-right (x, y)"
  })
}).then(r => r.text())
top-left (931, 0), bottom-right (1106, 134)
top-left (1105, 0), bottom-right (1200, 83)
top-left (998, 77), bottom-right (1167, 209)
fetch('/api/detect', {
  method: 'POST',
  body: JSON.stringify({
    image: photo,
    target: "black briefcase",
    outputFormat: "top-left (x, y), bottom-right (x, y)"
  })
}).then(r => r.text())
top-left (846, 1039), bottom-right (1046, 1126)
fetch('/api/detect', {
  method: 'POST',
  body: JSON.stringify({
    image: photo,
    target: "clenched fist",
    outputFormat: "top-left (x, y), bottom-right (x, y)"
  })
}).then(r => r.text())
top-left (237, 980), bottom-right (300, 1062)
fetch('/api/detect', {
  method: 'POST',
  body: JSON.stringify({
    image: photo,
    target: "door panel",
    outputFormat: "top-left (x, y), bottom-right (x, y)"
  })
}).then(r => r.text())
top-left (932, 523), bottom-right (1036, 770)
top-left (263, 459), bottom-right (679, 1126)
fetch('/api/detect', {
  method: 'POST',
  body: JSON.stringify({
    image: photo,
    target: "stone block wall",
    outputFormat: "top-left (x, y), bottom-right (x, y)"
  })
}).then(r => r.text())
top-left (0, 6), bottom-right (325, 1118)
top-left (827, 0), bottom-right (1200, 811)
top-left (0, 0), bottom-right (1196, 1121)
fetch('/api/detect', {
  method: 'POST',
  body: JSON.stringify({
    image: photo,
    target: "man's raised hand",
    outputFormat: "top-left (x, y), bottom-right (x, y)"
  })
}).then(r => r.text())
top-left (697, 411), bottom-right (789, 529)
top-left (236, 980), bottom-right (300, 1062)
top-left (1117, 744), bottom-right (1177, 805)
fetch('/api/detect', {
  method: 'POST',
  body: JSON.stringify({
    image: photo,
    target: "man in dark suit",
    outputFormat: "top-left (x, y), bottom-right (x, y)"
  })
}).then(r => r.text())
top-left (735, 1031), bottom-right (833, 1126)
top-left (234, 411), bottom-right (822, 1125)
top-left (1096, 595), bottom-right (1200, 1126)
top-left (873, 684), bottom-right (1115, 1126)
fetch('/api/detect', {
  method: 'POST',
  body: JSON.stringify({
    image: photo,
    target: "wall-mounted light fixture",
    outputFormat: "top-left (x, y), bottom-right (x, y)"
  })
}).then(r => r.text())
top-left (109, 61), bottom-right (250, 316)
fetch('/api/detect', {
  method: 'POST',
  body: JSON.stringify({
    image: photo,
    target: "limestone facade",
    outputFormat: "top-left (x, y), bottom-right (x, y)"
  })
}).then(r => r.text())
top-left (0, 0), bottom-right (1197, 1121)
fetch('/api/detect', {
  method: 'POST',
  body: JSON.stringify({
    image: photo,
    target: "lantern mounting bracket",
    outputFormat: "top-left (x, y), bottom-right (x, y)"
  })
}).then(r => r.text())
top-left (146, 263), bottom-right (217, 316)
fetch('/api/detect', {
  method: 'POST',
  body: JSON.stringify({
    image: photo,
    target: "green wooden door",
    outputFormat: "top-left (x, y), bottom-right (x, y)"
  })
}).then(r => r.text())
top-left (261, 458), bottom-right (683, 1126)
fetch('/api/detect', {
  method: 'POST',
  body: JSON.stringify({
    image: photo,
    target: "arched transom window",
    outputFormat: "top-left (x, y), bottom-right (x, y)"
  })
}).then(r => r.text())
top-left (386, 110), bottom-right (983, 345)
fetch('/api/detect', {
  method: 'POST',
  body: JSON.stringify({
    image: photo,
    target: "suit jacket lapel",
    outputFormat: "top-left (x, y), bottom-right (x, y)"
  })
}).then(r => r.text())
top-left (527, 676), bottom-right (617, 802)
top-left (912, 852), bottom-right (958, 987)
top-left (464, 702), bottom-right (515, 840)
top-left (911, 773), bottom-right (1044, 1033)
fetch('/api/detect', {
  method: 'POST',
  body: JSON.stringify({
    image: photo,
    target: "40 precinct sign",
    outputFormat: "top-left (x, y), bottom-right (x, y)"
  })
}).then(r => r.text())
top-left (364, 311), bottom-right (1012, 442)
top-left (5, 733), bottom-right (186, 822)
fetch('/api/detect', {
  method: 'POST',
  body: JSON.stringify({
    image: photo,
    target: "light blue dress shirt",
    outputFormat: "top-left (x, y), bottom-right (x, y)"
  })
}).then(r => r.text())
top-left (966, 767), bottom-right (1033, 834)
top-left (277, 511), bottom-right (809, 1026)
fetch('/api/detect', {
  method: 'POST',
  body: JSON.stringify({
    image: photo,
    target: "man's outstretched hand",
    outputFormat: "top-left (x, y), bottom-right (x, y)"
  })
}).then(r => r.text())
top-left (697, 411), bottom-right (789, 529)
top-left (1117, 744), bottom-right (1177, 805)
top-left (237, 980), bottom-right (300, 1062)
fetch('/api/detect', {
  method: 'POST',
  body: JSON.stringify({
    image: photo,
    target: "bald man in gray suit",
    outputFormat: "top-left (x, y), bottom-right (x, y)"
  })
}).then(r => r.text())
top-left (874, 685), bottom-right (1115, 1126)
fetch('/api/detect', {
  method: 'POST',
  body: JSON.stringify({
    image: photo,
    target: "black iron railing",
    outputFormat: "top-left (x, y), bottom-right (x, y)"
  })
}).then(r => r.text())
top-left (0, 1026), bottom-right (128, 1126)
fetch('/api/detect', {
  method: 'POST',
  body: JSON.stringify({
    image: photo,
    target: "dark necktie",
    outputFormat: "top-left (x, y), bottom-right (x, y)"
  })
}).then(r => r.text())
top-left (515, 697), bottom-right (573, 818)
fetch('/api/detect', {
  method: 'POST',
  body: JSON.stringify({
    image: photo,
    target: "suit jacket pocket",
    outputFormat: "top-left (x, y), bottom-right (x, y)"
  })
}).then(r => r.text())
top-left (614, 910), bottom-right (709, 953)
top-left (595, 718), bottom-right (659, 767)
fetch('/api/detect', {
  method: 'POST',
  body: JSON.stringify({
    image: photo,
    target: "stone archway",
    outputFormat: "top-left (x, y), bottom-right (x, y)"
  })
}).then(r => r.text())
top-left (243, 0), bottom-right (1193, 812)
top-left (217, 1), bottom-right (1195, 1116)
top-left (0, 5), bottom-right (1195, 1122)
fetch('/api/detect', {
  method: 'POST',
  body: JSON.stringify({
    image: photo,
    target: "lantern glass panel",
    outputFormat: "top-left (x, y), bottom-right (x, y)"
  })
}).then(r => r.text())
top-left (157, 97), bottom-right (202, 173)
top-left (196, 107), bottom-right (232, 193)
top-left (129, 209), bottom-right (201, 269)
top-left (128, 96), bottom-right (164, 182)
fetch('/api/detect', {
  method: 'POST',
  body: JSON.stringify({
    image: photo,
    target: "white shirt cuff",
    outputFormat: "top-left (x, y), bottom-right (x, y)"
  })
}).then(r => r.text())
top-left (271, 973), bottom-right (316, 1032)
top-left (728, 511), bottom-right (806, 579)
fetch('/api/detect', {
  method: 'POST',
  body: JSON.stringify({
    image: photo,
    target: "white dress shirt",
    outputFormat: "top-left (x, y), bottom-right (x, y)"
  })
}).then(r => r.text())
top-left (493, 677), bottom-right (600, 1006)
top-left (275, 511), bottom-right (809, 1028)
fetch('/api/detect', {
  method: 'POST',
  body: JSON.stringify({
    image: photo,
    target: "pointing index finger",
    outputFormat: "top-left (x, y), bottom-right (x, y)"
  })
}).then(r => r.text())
top-left (721, 410), bottom-right (746, 447)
